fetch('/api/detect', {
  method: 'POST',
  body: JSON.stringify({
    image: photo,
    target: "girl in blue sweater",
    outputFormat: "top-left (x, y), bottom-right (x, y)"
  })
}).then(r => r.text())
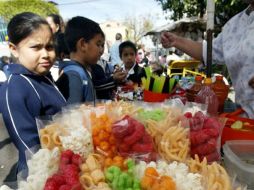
top-left (0, 12), bottom-right (66, 177)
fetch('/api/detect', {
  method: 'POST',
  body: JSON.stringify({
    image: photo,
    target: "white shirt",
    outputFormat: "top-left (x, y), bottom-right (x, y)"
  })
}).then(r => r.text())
top-left (203, 7), bottom-right (254, 118)
top-left (0, 70), bottom-right (6, 82)
top-left (122, 63), bottom-right (135, 79)
top-left (109, 40), bottom-right (122, 67)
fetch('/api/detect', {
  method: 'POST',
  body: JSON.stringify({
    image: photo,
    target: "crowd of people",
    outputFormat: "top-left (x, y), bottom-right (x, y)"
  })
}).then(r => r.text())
top-left (0, 0), bottom-right (253, 184)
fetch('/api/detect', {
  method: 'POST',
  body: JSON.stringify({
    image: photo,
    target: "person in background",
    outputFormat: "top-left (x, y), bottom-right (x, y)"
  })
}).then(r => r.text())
top-left (161, 0), bottom-right (254, 118)
top-left (0, 56), bottom-right (10, 78)
top-left (56, 33), bottom-right (70, 76)
top-left (46, 14), bottom-right (63, 35)
top-left (119, 41), bottom-right (146, 85)
top-left (109, 33), bottom-right (122, 67)
top-left (46, 14), bottom-right (65, 81)
top-left (56, 16), bottom-right (104, 105)
top-left (140, 51), bottom-right (150, 67)
top-left (91, 36), bottom-right (127, 99)
top-left (0, 12), bottom-right (66, 176)
top-left (136, 48), bottom-right (144, 65)
top-left (91, 63), bottom-right (127, 100)
top-left (150, 61), bottom-right (164, 76)
top-left (166, 49), bottom-right (181, 65)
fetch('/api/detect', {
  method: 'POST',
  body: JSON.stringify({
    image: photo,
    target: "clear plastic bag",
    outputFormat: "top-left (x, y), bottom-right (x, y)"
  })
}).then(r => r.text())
top-left (185, 111), bottom-right (225, 163)
top-left (111, 115), bottom-right (157, 162)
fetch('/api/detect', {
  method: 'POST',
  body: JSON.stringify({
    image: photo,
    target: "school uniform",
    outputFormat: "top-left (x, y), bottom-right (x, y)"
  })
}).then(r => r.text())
top-left (91, 64), bottom-right (116, 100)
top-left (56, 60), bottom-right (96, 105)
top-left (123, 63), bottom-right (146, 85)
top-left (0, 64), bottom-right (66, 174)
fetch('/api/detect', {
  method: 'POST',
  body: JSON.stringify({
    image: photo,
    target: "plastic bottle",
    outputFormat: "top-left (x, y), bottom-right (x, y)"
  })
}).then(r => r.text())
top-left (195, 78), bottom-right (219, 115)
top-left (186, 75), bottom-right (203, 102)
top-left (212, 75), bottom-right (229, 113)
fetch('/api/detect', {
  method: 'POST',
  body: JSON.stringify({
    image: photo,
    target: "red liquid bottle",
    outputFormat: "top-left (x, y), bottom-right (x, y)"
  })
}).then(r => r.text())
top-left (186, 75), bottom-right (203, 102)
top-left (195, 78), bottom-right (219, 115)
top-left (212, 75), bottom-right (229, 113)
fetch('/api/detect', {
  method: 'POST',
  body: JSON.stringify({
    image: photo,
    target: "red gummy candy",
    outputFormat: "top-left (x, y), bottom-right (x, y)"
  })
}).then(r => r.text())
top-left (202, 128), bottom-right (219, 138)
top-left (62, 164), bottom-right (79, 177)
top-left (191, 138), bottom-right (217, 156)
top-left (61, 150), bottom-right (74, 159)
top-left (59, 185), bottom-right (72, 190)
top-left (184, 112), bottom-right (192, 118)
top-left (131, 143), bottom-right (153, 153)
top-left (204, 117), bottom-right (221, 131)
top-left (123, 124), bottom-right (145, 145)
top-left (190, 131), bottom-right (210, 145)
top-left (65, 176), bottom-right (80, 186)
top-left (44, 178), bottom-right (60, 190)
top-left (51, 174), bottom-right (65, 186)
top-left (112, 117), bottom-right (134, 138)
top-left (71, 154), bottom-right (82, 166)
top-left (200, 151), bottom-right (220, 162)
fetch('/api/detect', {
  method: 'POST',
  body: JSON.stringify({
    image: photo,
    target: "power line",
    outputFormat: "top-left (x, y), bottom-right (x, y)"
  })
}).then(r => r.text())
top-left (57, 0), bottom-right (104, 6)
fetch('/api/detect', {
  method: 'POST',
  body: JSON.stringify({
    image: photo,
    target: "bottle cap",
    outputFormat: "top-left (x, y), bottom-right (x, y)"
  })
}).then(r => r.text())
top-left (204, 78), bottom-right (212, 84)
top-left (215, 75), bottom-right (223, 80)
top-left (195, 76), bottom-right (203, 81)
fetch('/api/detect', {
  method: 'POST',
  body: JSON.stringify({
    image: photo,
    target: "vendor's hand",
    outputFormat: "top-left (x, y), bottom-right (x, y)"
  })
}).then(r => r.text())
top-left (160, 31), bottom-right (178, 48)
top-left (248, 77), bottom-right (254, 89)
top-left (113, 71), bottom-right (127, 82)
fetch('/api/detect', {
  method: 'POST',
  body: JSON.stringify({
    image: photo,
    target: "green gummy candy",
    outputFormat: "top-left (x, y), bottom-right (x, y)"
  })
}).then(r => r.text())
top-left (133, 179), bottom-right (140, 189)
top-left (118, 173), bottom-right (127, 188)
top-left (127, 159), bottom-right (135, 169)
top-left (108, 166), bottom-right (121, 176)
top-left (112, 176), bottom-right (119, 189)
top-left (105, 172), bottom-right (114, 182)
top-left (126, 176), bottom-right (133, 187)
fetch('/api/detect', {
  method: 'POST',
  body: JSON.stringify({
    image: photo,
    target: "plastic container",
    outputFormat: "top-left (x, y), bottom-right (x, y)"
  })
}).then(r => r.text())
top-left (195, 78), bottom-right (219, 115)
top-left (212, 75), bottom-right (229, 113)
top-left (186, 75), bottom-right (203, 102)
top-left (223, 140), bottom-right (254, 188)
top-left (143, 90), bottom-right (169, 102)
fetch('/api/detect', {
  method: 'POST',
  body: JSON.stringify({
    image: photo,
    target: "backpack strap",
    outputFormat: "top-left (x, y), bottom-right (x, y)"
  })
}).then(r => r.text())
top-left (63, 64), bottom-right (96, 104)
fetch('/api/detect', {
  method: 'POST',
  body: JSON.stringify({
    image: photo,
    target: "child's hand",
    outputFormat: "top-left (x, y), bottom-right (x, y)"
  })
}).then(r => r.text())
top-left (113, 71), bottom-right (127, 82)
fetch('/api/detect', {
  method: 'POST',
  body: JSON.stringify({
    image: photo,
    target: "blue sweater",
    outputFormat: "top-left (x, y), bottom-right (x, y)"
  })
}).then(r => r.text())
top-left (0, 64), bottom-right (66, 173)
top-left (57, 60), bottom-right (96, 105)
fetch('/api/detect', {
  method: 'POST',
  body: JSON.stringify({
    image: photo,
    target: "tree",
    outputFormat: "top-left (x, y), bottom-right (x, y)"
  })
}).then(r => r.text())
top-left (156, 0), bottom-right (246, 30)
top-left (0, 0), bottom-right (59, 22)
top-left (123, 14), bottom-right (155, 45)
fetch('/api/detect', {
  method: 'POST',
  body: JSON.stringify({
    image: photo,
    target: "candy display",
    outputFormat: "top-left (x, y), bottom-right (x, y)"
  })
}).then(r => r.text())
top-left (186, 111), bottom-right (222, 162)
top-left (105, 160), bottom-right (141, 190)
top-left (112, 115), bottom-right (156, 161)
top-left (141, 167), bottom-right (176, 190)
top-left (91, 113), bottom-right (117, 158)
top-left (0, 102), bottom-right (244, 190)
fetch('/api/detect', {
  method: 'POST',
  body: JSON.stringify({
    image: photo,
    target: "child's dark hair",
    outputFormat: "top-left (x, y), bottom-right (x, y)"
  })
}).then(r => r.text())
top-left (55, 33), bottom-right (70, 60)
top-left (64, 16), bottom-right (105, 52)
top-left (7, 12), bottom-right (50, 45)
top-left (119, 41), bottom-right (137, 58)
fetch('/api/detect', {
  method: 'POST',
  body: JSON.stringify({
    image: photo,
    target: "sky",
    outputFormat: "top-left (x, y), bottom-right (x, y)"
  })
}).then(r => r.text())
top-left (54, 0), bottom-right (171, 27)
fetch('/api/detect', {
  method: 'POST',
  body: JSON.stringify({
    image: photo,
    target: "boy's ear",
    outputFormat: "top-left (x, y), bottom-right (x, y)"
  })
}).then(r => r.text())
top-left (77, 38), bottom-right (88, 53)
top-left (9, 42), bottom-right (19, 58)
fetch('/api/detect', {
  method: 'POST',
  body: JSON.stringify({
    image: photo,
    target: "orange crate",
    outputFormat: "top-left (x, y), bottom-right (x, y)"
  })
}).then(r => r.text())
top-left (221, 109), bottom-right (254, 145)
